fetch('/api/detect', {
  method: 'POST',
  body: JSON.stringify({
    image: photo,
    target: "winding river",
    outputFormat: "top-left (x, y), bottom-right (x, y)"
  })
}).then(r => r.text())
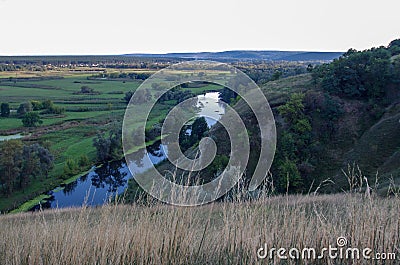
top-left (32, 92), bottom-right (225, 210)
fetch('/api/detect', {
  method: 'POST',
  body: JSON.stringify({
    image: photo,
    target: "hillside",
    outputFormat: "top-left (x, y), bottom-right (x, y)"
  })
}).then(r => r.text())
top-left (271, 75), bottom-right (400, 192)
top-left (1, 193), bottom-right (399, 264)
top-left (223, 41), bottom-right (400, 193)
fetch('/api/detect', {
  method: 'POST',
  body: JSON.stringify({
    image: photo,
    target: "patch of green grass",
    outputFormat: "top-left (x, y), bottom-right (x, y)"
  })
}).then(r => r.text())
top-left (41, 126), bottom-right (97, 162)
top-left (61, 166), bottom-right (98, 185)
top-left (9, 194), bottom-right (52, 214)
top-left (0, 117), bottom-right (23, 130)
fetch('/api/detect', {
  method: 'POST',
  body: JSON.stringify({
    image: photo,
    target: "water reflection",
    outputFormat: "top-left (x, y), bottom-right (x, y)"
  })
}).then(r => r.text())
top-left (31, 141), bottom-right (169, 210)
top-left (40, 160), bottom-right (131, 209)
top-left (63, 181), bottom-right (78, 195)
top-left (91, 162), bottom-right (128, 193)
top-left (197, 92), bottom-right (225, 127)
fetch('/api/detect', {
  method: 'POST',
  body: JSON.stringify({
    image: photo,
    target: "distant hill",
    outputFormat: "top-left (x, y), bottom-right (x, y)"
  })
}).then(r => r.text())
top-left (278, 52), bottom-right (344, 61)
top-left (125, 50), bottom-right (343, 62)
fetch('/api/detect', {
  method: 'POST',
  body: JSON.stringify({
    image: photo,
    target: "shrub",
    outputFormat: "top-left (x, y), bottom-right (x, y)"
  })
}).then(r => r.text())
top-left (78, 155), bottom-right (90, 168)
top-left (30, 100), bottom-right (44, 110)
top-left (63, 158), bottom-right (79, 177)
top-left (21, 112), bottom-right (42, 127)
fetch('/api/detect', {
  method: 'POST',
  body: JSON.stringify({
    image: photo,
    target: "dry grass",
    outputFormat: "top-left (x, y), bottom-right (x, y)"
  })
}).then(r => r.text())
top-left (0, 192), bottom-right (399, 265)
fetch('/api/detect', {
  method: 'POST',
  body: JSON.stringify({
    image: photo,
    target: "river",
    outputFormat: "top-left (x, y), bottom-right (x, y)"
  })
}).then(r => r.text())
top-left (31, 92), bottom-right (225, 210)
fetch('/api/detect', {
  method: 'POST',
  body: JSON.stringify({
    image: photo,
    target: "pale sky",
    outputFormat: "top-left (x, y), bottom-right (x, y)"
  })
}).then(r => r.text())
top-left (0, 0), bottom-right (399, 55)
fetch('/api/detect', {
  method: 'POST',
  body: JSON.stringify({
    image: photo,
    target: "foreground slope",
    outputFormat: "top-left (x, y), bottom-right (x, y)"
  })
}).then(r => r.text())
top-left (0, 194), bottom-right (399, 264)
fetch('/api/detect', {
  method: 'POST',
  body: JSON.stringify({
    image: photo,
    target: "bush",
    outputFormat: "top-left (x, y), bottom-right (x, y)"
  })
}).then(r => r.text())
top-left (63, 158), bottom-right (79, 177)
top-left (22, 112), bottom-right (42, 127)
top-left (78, 155), bottom-right (90, 168)
top-left (80, 86), bottom-right (94, 93)
top-left (30, 100), bottom-right (44, 110)
top-left (44, 105), bottom-right (65, 115)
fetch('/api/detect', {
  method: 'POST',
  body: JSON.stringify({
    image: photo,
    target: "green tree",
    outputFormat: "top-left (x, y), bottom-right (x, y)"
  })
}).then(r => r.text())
top-left (0, 141), bottom-right (53, 193)
top-left (20, 145), bottom-right (41, 188)
top-left (93, 125), bottom-right (122, 163)
top-left (274, 92), bottom-right (313, 193)
top-left (202, 155), bottom-right (229, 179)
top-left (219, 87), bottom-right (238, 104)
top-left (44, 105), bottom-right (65, 115)
top-left (23, 143), bottom-right (53, 179)
top-left (277, 93), bottom-right (306, 124)
top-left (0, 140), bottom-right (23, 194)
top-left (388, 39), bottom-right (400, 55)
top-left (312, 46), bottom-right (392, 100)
top-left (30, 100), bottom-right (44, 110)
top-left (93, 133), bottom-right (111, 162)
top-left (277, 158), bottom-right (303, 193)
top-left (271, 70), bottom-right (283, 81)
top-left (1, 103), bottom-right (10, 117)
top-left (17, 102), bottom-right (32, 117)
top-left (34, 143), bottom-right (54, 177)
top-left (278, 131), bottom-right (297, 160)
top-left (191, 117), bottom-right (208, 141)
top-left (107, 103), bottom-right (113, 111)
top-left (22, 112), bottom-right (43, 127)
top-left (130, 89), bottom-right (152, 104)
top-left (124, 91), bottom-right (133, 103)
top-left (42, 99), bottom-right (54, 110)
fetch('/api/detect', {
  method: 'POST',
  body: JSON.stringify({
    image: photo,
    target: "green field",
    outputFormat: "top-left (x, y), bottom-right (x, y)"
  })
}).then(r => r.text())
top-left (0, 75), bottom-right (132, 211)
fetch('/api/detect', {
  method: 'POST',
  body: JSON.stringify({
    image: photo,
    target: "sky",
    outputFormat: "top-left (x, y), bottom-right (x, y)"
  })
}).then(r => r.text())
top-left (0, 0), bottom-right (399, 55)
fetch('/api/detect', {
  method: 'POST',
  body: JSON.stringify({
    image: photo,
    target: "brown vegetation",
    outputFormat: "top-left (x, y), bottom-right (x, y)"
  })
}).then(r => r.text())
top-left (0, 192), bottom-right (398, 264)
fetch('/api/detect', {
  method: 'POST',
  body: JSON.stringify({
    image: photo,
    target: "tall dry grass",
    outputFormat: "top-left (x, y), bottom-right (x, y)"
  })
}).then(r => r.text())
top-left (0, 192), bottom-right (399, 265)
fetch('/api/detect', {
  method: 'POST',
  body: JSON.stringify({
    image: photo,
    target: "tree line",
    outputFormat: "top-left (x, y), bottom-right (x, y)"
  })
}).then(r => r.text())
top-left (0, 140), bottom-right (54, 195)
top-left (312, 39), bottom-right (400, 101)
top-left (0, 99), bottom-right (65, 127)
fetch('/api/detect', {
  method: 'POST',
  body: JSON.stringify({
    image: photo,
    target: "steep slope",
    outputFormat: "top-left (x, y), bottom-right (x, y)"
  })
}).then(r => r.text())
top-left (210, 73), bottom-right (400, 192)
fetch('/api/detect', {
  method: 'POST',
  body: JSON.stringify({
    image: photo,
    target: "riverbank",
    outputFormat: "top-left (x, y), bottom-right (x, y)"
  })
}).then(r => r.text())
top-left (9, 167), bottom-right (96, 213)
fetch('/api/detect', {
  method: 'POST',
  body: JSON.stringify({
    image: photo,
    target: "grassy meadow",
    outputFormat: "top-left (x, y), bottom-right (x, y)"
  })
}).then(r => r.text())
top-left (0, 192), bottom-right (398, 264)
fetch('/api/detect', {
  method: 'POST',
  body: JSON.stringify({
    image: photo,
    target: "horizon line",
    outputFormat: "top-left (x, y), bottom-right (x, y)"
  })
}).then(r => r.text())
top-left (0, 49), bottom-right (345, 57)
